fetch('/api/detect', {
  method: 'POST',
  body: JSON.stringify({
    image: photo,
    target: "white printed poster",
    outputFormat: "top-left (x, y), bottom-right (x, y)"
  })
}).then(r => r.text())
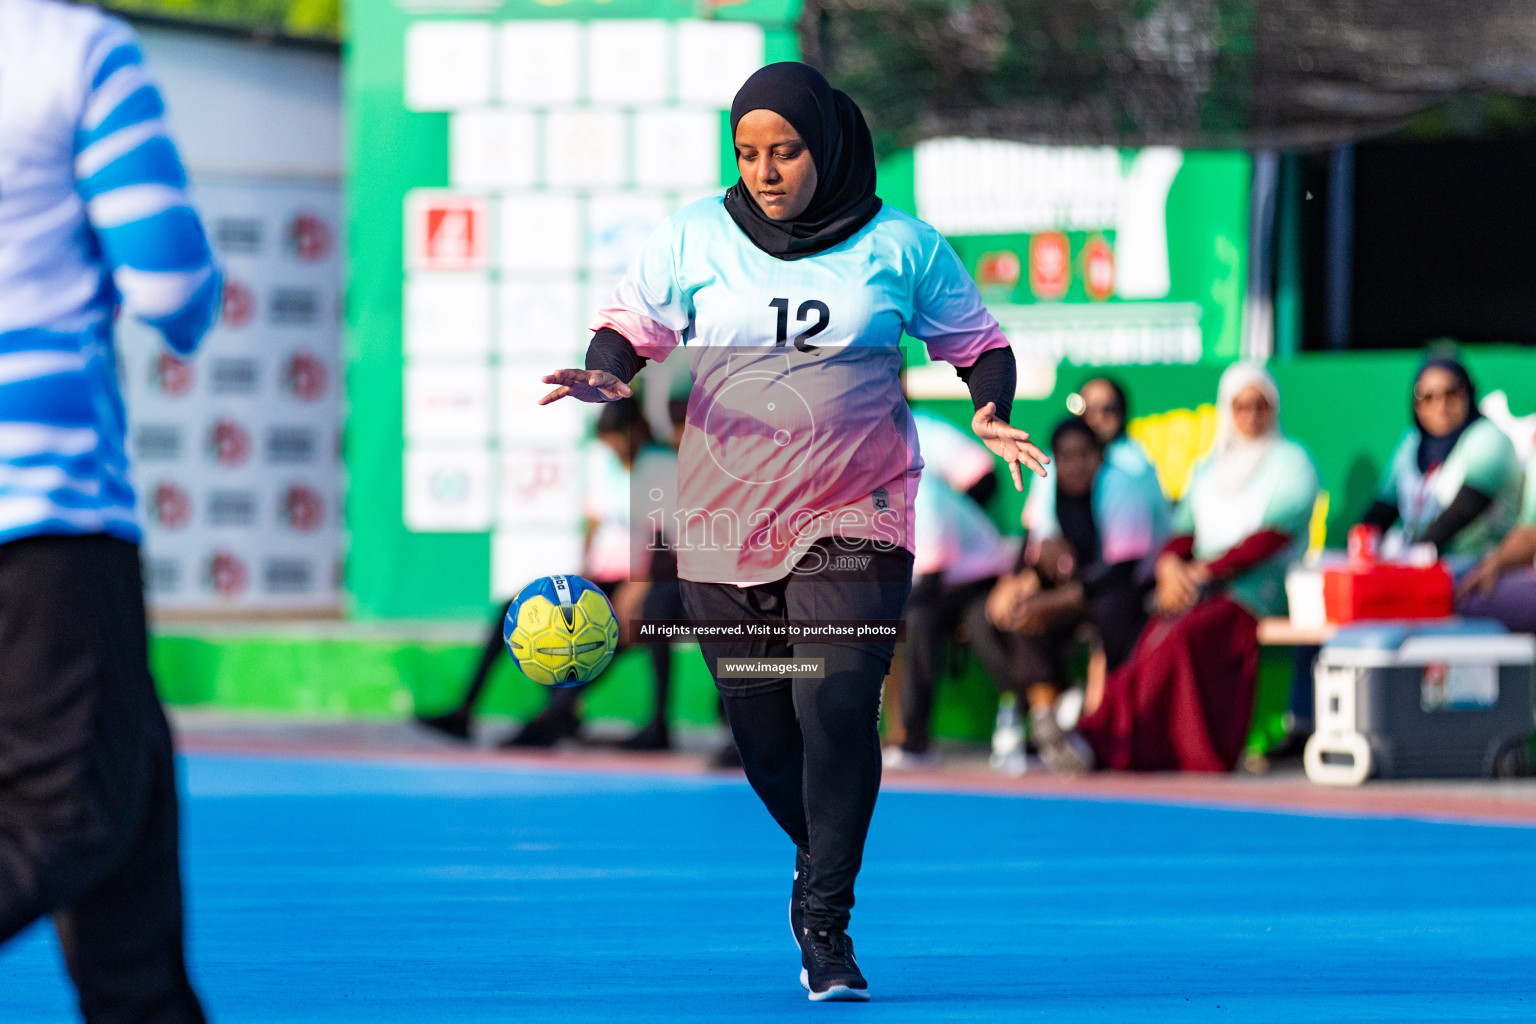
top-left (121, 178), bottom-right (344, 613)
top-left (398, 17), bottom-right (765, 600)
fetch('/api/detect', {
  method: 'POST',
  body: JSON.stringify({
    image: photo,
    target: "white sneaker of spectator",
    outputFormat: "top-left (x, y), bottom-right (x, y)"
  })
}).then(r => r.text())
top-left (989, 694), bottom-right (1027, 776)
top-left (881, 745), bottom-right (940, 770)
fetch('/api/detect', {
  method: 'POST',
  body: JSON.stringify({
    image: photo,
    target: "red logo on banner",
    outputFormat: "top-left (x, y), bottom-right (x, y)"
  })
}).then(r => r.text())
top-left (976, 250), bottom-right (1022, 289)
top-left (151, 353), bottom-right (194, 397)
top-left (1029, 233), bottom-right (1070, 300)
top-left (209, 419), bottom-right (252, 467)
top-left (150, 482), bottom-right (192, 529)
top-left (222, 279), bottom-right (256, 328)
top-left (1083, 236), bottom-right (1115, 301)
top-left (412, 196), bottom-right (488, 271)
top-left (280, 484), bottom-right (326, 532)
top-left (285, 211), bottom-right (334, 263)
top-left (282, 350), bottom-right (329, 401)
top-left (507, 453), bottom-right (571, 503)
top-left (206, 550), bottom-right (248, 599)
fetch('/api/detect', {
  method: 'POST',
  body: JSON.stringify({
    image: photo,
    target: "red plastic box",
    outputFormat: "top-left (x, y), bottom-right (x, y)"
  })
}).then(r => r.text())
top-left (1322, 563), bottom-right (1454, 624)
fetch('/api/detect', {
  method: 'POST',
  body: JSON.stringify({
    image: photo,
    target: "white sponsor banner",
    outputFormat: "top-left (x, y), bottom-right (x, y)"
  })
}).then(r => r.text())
top-left (405, 359), bottom-right (494, 442)
top-left (497, 447), bottom-right (582, 527)
top-left (499, 21), bottom-right (581, 105)
top-left (675, 21), bottom-right (764, 106)
top-left (399, 16), bottom-right (744, 603)
top-left (492, 525), bottom-right (585, 601)
top-left (405, 275), bottom-right (494, 357)
top-left (123, 179), bottom-right (344, 613)
top-left (405, 445), bottom-right (494, 532)
top-left (406, 20), bottom-right (495, 111)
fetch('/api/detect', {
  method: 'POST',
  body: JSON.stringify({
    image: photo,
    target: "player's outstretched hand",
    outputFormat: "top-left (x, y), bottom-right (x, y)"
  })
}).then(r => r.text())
top-left (539, 368), bottom-right (632, 405)
top-left (971, 402), bottom-right (1049, 492)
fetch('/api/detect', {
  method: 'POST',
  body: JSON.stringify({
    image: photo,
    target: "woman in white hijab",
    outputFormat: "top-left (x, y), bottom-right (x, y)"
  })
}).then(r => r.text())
top-left (1071, 363), bottom-right (1319, 772)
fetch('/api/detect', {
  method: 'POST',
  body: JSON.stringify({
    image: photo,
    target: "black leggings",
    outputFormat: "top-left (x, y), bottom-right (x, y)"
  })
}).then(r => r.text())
top-left (681, 538), bottom-right (912, 933)
top-left (719, 646), bottom-right (886, 933)
top-left (901, 574), bottom-right (1012, 754)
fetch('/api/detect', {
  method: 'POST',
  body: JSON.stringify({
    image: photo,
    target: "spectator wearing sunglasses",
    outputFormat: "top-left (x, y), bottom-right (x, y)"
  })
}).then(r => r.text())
top-left (1358, 356), bottom-right (1522, 568)
top-left (1022, 376), bottom-right (1167, 594)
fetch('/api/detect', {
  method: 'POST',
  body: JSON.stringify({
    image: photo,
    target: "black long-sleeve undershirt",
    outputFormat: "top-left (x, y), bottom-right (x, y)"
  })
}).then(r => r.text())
top-left (953, 345), bottom-right (1015, 424)
top-left (584, 327), bottom-right (645, 382)
top-left (1358, 486), bottom-right (1494, 553)
top-left (1361, 499), bottom-right (1399, 532)
top-left (582, 329), bottom-right (1017, 426)
top-left (1418, 485), bottom-right (1494, 551)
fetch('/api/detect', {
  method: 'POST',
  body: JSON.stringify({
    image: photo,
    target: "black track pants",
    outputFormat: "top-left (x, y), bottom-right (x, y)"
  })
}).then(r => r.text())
top-left (0, 535), bottom-right (204, 1024)
top-left (681, 538), bottom-right (912, 933)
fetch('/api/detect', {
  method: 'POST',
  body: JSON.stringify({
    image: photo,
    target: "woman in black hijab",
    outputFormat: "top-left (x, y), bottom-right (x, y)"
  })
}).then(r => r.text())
top-left (1358, 355), bottom-right (1521, 561)
top-left (537, 62), bottom-right (1047, 1002)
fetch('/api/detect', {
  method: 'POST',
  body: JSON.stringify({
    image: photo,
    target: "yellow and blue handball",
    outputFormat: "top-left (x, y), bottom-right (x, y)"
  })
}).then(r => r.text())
top-left (503, 575), bottom-right (619, 687)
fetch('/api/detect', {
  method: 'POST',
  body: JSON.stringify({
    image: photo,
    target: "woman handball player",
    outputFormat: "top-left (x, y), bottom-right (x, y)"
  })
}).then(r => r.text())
top-left (538, 61), bottom-right (1046, 1001)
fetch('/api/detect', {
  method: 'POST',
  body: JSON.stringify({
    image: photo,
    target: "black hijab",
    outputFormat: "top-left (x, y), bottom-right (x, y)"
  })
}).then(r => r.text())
top-left (723, 62), bottom-right (882, 261)
top-left (1082, 376), bottom-right (1130, 440)
top-left (1413, 356), bottom-right (1481, 473)
top-left (1051, 418), bottom-right (1102, 566)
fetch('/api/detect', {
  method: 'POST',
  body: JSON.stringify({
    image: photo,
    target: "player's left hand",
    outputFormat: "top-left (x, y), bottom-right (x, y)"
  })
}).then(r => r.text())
top-left (971, 403), bottom-right (1049, 491)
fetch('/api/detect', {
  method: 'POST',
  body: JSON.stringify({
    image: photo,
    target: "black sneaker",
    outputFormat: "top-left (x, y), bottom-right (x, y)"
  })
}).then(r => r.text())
top-left (789, 847), bottom-right (811, 970)
top-left (708, 739), bottom-right (743, 771)
top-left (800, 929), bottom-right (869, 1002)
top-left (617, 720), bottom-right (671, 751)
top-left (500, 709), bottom-right (580, 748)
top-left (414, 708), bottom-right (471, 742)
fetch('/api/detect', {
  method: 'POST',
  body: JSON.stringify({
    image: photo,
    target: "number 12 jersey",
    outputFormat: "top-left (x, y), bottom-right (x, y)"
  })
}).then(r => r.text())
top-left (592, 195), bottom-right (1008, 585)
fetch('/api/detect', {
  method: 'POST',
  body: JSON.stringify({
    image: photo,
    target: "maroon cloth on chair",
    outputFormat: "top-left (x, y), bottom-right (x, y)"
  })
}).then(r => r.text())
top-left (1076, 596), bottom-right (1259, 772)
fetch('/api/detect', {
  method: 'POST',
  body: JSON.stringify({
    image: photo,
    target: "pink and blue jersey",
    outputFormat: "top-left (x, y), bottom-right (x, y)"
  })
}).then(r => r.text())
top-left (592, 197), bottom-right (1007, 584)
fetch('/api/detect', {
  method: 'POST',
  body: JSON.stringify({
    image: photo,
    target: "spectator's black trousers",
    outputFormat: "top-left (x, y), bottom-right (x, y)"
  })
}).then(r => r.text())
top-left (682, 538), bottom-right (912, 934)
top-left (900, 574), bottom-right (1009, 754)
top-left (0, 535), bottom-right (204, 1024)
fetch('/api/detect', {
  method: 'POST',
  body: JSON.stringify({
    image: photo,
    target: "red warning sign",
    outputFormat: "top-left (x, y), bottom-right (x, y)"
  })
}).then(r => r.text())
top-left (408, 194), bottom-right (489, 272)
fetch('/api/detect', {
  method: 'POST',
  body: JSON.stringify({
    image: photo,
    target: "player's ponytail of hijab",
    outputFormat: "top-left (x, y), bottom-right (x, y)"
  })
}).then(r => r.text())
top-left (724, 61), bottom-right (882, 260)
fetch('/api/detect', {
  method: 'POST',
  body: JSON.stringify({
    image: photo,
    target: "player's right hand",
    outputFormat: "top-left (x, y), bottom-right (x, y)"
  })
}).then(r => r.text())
top-left (539, 368), bottom-right (632, 405)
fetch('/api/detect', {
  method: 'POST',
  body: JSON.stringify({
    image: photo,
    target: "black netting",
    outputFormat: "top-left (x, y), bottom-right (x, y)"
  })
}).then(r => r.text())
top-left (801, 0), bottom-right (1536, 154)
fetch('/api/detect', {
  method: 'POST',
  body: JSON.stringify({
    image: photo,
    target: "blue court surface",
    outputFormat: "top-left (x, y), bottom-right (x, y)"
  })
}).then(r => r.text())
top-left (4, 753), bottom-right (1535, 1022)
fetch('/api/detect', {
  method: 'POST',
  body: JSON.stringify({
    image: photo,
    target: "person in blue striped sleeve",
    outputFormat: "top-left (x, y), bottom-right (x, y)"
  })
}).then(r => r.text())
top-left (0, 3), bottom-right (219, 1020)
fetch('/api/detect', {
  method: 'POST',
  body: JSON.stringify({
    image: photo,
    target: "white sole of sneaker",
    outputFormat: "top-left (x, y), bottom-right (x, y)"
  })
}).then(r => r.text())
top-left (800, 969), bottom-right (870, 1002)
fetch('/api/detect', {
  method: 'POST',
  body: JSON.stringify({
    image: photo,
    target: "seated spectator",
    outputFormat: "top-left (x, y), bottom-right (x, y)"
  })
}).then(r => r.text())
top-left (1457, 449), bottom-right (1536, 633)
top-left (912, 407), bottom-right (1000, 506)
top-left (987, 417), bottom-right (1168, 771)
top-left (1080, 375), bottom-right (1162, 486)
top-left (1358, 356), bottom-right (1522, 569)
top-left (884, 443), bottom-right (1018, 769)
top-left (1072, 363), bottom-right (1319, 773)
top-left (1024, 376), bottom-right (1167, 546)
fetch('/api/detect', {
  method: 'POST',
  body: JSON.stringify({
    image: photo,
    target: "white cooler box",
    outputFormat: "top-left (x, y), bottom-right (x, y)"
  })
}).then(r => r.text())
top-left (1304, 619), bottom-right (1536, 786)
